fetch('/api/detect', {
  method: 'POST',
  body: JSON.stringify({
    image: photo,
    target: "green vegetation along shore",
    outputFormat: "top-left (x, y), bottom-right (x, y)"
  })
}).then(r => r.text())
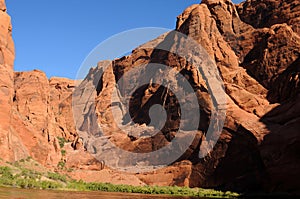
top-left (0, 158), bottom-right (239, 198)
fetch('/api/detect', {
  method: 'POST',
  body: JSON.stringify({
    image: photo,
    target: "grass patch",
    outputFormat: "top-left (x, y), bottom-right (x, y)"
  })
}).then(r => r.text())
top-left (17, 168), bottom-right (42, 180)
top-left (47, 172), bottom-right (67, 183)
top-left (66, 181), bottom-right (239, 198)
top-left (0, 164), bottom-right (239, 198)
top-left (0, 165), bottom-right (63, 190)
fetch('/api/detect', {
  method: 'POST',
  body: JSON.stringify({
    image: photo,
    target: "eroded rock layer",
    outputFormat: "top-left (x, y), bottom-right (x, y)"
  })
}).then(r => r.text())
top-left (74, 0), bottom-right (300, 193)
top-left (0, 0), bottom-right (299, 194)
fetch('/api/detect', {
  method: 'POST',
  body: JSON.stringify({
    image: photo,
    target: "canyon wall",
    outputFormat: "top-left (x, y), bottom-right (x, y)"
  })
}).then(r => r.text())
top-left (0, 0), bottom-right (299, 193)
top-left (0, 0), bottom-right (16, 161)
top-left (0, 0), bottom-right (76, 166)
top-left (75, 0), bottom-right (300, 193)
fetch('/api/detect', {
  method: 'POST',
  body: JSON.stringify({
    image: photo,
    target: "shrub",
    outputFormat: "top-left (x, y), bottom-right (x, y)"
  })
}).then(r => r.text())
top-left (40, 180), bottom-right (62, 189)
top-left (47, 172), bottom-right (67, 182)
top-left (61, 150), bottom-right (66, 156)
top-left (0, 166), bottom-right (14, 180)
top-left (57, 161), bottom-right (66, 169)
top-left (19, 169), bottom-right (42, 180)
top-left (26, 156), bottom-right (32, 161)
top-left (57, 137), bottom-right (67, 148)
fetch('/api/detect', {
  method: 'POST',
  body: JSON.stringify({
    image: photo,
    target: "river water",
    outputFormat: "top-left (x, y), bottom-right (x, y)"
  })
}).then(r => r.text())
top-left (0, 187), bottom-right (201, 199)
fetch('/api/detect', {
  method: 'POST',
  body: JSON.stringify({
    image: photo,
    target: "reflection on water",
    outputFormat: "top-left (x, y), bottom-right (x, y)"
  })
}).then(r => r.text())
top-left (0, 187), bottom-right (200, 199)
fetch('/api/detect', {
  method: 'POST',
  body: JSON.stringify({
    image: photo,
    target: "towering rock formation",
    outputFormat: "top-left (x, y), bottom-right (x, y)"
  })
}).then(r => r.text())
top-left (0, 1), bottom-right (76, 165)
top-left (12, 70), bottom-right (77, 166)
top-left (0, 0), bottom-right (17, 161)
top-left (237, 0), bottom-right (300, 34)
top-left (73, 0), bottom-right (300, 193)
top-left (0, 0), bottom-right (299, 194)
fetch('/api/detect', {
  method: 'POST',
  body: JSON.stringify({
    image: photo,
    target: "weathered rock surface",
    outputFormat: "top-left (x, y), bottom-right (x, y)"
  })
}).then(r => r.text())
top-left (12, 70), bottom-right (78, 166)
top-left (0, 0), bottom-right (299, 194)
top-left (237, 0), bottom-right (300, 34)
top-left (0, 0), bottom-right (16, 161)
top-left (259, 93), bottom-right (300, 192)
top-left (73, 0), bottom-right (300, 193)
top-left (8, 70), bottom-right (70, 166)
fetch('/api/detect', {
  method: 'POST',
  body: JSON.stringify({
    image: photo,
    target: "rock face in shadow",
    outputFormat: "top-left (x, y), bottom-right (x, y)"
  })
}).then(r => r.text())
top-left (0, 0), bottom-right (299, 194)
top-left (259, 94), bottom-right (300, 193)
top-left (236, 0), bottom-right (300, 34)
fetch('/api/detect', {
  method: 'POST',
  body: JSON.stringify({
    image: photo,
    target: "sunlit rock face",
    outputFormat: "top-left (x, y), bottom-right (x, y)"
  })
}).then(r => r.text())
top-left (0, 0), bottom-right (15, 161)
top-left (0, 0), bottom-right (299, 193)
top-left (74, 0), bottom-right (300, 193)
top-left (0, 0), bottom-right (76, 166)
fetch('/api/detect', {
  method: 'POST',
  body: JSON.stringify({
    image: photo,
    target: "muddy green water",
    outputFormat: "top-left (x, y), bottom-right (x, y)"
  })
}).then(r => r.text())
top-left (0, 187), bottom-right (201, 199)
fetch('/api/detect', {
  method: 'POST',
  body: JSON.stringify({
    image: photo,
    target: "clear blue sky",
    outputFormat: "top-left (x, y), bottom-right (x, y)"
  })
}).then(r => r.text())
top-left (6, 0), bottom-right (243, 79)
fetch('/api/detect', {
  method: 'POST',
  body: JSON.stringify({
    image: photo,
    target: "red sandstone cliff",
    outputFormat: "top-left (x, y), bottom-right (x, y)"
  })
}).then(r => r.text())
top-left (0, 0), bottom-right (76, 166)
top-left (0, 0), bottom-right (299, 194)
top-left (73, 0), bottom-right (300, 192)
